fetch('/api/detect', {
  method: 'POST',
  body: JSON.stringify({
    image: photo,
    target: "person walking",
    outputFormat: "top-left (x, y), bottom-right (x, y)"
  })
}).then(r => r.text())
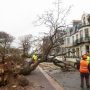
top-left (79, 54), bottom-right (90, 88)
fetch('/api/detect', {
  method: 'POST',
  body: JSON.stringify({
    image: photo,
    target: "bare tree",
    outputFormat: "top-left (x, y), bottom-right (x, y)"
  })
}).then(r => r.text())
top-left (34, 0), bottom-right (71, 60)
top-left (19, 34), bottom-right (33, 57)
top-left (0, 31), bottom-right (14, 62)
top-left (18, 0), bottom-right (73, 74)
top-left (27, 0), bottom-right (72, 72)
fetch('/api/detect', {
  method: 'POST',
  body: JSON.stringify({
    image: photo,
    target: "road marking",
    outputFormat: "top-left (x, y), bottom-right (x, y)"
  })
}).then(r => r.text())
top-left (38, 66), bottom-right (64, 90)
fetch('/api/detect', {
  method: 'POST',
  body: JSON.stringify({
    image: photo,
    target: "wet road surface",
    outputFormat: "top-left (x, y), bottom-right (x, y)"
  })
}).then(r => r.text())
top-left (46, 70), bottom-right (90, 90)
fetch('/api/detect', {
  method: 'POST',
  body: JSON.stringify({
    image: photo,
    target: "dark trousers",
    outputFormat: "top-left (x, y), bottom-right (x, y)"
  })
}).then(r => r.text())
top-left (80, 73), bottom-right (89, 87)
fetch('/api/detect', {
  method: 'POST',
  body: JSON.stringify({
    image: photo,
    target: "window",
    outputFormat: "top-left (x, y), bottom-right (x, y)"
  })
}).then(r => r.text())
top-left (67, 37), bottom-right (70, 44)
top-left (80, 30), bottom-right (83, 38)
top-left (76, 48), bottom-right (79, 57)
top-left (80, 46), bottom-right (83, 56)
top-left (76, 34), bottom-right (78, 43)
top-left (83, 17), bottom-right (86, 25)
top-left (76, 34), bottom-right (78, 39)
top-left (72, 48), bottom-right (75, 56)
top-left (85, 28), bottom-right (89, 37)
top-left (80, 30), bottom-right (83, 41)
top-left (87, 15), bottom-right (90, 25)
top-left (86, 45), bottom-right (89, 53)
top-left (68, 48), bottom-right (70, 57)
top-left (72, 36), bottom-right (74, 44)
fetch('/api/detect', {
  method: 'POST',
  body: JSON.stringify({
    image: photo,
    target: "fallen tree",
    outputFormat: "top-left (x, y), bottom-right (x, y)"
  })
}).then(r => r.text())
top-left (53, 59), bottom-right (76, 71)
top-left (17, 0), bottom-right (75, 75)
top-left (0, 0), bottom-right (74, 77)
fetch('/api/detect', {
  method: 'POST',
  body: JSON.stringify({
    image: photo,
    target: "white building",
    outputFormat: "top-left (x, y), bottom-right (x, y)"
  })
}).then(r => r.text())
top-left (64, 13), bottom-right (90, 59)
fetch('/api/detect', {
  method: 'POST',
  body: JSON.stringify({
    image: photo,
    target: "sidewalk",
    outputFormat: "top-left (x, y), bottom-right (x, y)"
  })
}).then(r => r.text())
top-left (26, 67), bottom-right (63, 90)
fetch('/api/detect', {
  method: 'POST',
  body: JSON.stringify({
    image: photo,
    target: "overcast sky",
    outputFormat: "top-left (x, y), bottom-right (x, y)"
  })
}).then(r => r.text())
top-left (0, 0), bottom-right (90, 39)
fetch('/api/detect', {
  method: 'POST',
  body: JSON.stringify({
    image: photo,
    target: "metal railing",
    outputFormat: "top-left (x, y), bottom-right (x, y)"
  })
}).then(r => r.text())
top-left (72, 36), bottom-right (90, 46)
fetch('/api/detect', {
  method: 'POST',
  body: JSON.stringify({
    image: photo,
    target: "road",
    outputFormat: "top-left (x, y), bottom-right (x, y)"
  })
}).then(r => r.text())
top-left (46, 70), bottom-right (90, 90)
top-left (26, 67), bottom-right (64, 90)
top-left (39, 62), bottom-right (90, 90)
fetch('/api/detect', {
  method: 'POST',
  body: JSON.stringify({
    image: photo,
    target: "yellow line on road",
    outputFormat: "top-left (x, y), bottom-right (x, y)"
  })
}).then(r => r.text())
top-left (38, 66), bottom-right (64, 90)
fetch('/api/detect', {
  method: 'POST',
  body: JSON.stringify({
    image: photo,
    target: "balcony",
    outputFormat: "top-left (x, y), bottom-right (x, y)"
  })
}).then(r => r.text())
top-left (76, 39), bottom-right (81, 44)
top-left (78, 36), bottom-right (90, 43)
top-left (73, 39), bottom-right (80, 46)
top-left (82, 36), bottom-right (90, 42)
top-left (73, 36), bottom-right (90, 46)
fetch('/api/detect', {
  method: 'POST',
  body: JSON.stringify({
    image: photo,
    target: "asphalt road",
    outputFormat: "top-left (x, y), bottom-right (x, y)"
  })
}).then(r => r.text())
top-left (46, 70), bottom-right (90, 90)
top-left (26, 67), bottom-right (63, 90)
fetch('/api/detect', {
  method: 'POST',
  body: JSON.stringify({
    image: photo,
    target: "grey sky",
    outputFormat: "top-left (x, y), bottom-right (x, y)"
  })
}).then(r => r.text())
top-left (0, 0), bottom-right (90, 39)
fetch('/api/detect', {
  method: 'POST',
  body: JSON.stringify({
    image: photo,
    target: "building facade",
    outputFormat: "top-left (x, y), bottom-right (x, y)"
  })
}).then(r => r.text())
top-left (64, 13), bottom-right (90, 58)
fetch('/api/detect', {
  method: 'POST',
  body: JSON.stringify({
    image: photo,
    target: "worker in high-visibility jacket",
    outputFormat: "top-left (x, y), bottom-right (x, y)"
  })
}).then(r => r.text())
top-left (79, 54), bottom-right (90, 88)
top-left (86, 52), bottom-right (90, 64)
top-left (32, 53), bottom-right (38, 63)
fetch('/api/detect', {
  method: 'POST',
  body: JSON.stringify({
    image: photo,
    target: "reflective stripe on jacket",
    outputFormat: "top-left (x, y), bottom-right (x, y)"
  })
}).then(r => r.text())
top-left (80, 60), bottom-right (89, 73)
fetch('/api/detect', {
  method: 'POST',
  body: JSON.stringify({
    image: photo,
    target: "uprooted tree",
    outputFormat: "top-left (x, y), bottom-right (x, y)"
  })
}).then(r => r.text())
top-left (0, 31), bottom-right (14, 85)
top-left (0, 31), bottom-right (14, 61)
top-left (18, 0), bottom-right (76, 75)
top-left (0, 32), bottom-right (32, 86)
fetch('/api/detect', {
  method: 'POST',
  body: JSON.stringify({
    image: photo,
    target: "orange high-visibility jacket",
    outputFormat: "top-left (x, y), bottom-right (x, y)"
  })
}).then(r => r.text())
top-left (80, 60), bottom-right (89, 73)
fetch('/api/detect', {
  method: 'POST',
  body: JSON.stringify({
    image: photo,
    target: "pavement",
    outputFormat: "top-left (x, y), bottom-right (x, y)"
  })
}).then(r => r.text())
top-left (26, 66), bottom-right (63, 90)
top-left (46, 70), bottom-right (80, 90)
